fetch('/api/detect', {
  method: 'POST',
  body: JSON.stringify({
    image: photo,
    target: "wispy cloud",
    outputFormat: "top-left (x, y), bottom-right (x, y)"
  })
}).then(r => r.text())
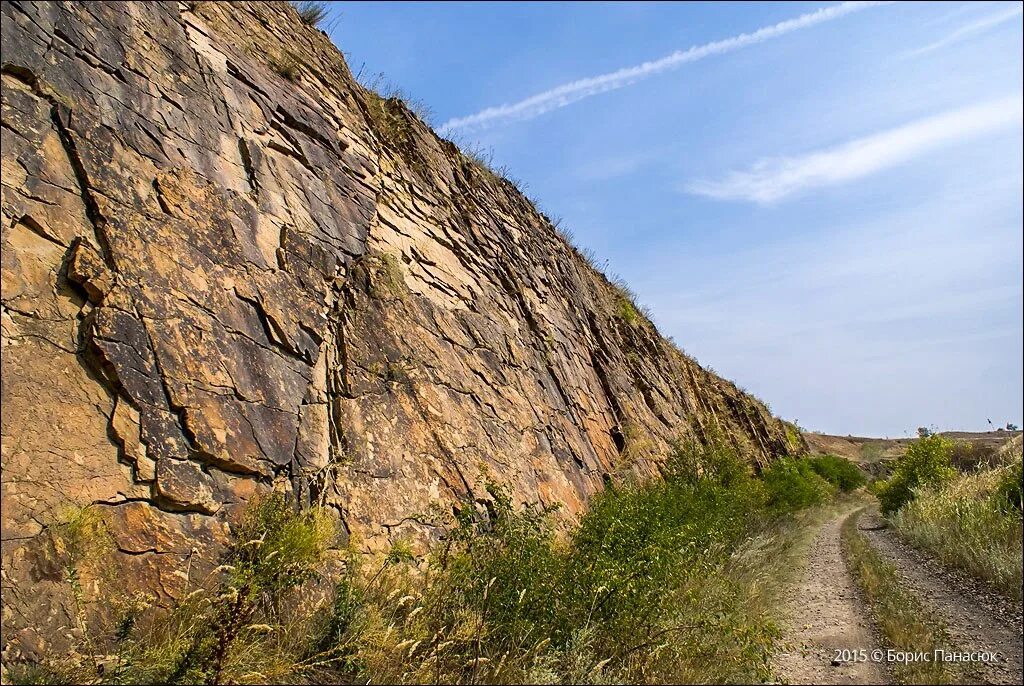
top-left (686, 94), bottom-right (1024, 203)
top-left (437, 1), bottom-right (888, 135)
top-left (907, 3), bottom-right (1022, 57)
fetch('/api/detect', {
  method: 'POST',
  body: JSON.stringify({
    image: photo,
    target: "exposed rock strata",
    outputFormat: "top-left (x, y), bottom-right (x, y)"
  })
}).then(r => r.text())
top-left (0, 0), bottom-right (799, 659)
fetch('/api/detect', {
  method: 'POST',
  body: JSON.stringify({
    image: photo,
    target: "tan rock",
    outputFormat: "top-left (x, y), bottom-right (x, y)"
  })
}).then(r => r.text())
top-left (0, 0), bottom-right (803, 659)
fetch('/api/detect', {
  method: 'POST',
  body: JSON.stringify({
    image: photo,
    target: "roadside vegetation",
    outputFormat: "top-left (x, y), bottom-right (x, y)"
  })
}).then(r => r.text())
top-left (841, 510), bottom-right (970, 685)
top-left (891, 455), bottom-right (1022, 599)
top-left (4, 439), bottom-right (870, 685)
top-left (873, 433), bottom-right (958, 515)
top-left (872, 432), bottom-right (1023, 599)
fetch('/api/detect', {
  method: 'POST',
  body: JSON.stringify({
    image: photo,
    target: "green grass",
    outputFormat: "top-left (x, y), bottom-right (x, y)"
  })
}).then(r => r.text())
top-left (842, 510), bottom-right (970, 685)
top-left (891, 457), bottom-right (1023, 600)
top-left (7, 442), bottom-right (854, 684)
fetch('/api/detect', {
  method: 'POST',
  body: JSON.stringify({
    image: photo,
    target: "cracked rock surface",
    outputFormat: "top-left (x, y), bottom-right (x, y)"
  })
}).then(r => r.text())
top-left (1, 0), bottom-right (799, 659)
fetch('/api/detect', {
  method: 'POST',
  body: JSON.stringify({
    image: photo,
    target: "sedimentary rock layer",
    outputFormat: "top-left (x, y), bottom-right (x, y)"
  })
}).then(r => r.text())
top-left (0, 0), bottom-right (797, 658)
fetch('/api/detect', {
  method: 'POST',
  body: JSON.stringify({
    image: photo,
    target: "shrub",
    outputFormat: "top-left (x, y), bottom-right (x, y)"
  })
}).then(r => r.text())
top-left (876, 434), bottom-right (956, 515)
top-left (807, 454), bottom-right (866, 492)
top-left (947, 441), bottom-right (1000, 472)
top-left (665, 433), bottom-right (750, 488)
top-left (892, 457), bottom-right (1023, 599)
top-left (761, 458), bottom-right (833, 513)
top-left (292, 1), bottom-right (328, 27)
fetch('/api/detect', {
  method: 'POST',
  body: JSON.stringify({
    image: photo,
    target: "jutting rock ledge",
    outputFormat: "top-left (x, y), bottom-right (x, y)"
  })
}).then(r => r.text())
top-left (0, 0), bottom-right (798, 659)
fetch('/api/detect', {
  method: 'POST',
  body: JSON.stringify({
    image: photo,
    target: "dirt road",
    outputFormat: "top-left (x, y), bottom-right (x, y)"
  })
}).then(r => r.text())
top-left (774, 505), bottom-right (888, 684)
top-left (859, 511), bottom-right (1023, 685)
top-left (775, 505), bottom-right (1024, 685)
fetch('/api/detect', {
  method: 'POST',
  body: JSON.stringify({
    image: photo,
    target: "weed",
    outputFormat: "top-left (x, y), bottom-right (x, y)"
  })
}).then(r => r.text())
top-left (291, 1), bottom-right (328, 27)
top-left (14, 494), bottom-right (338, 685)
top-left (269, 52), bottom-right (300, 82)
top-left (608, 280), bottom-right (641, 326)
top-left (783, 421), bottom-right (803, 453)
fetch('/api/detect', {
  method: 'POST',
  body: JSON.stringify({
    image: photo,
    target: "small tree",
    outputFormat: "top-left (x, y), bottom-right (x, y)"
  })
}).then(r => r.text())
top-left (876, 434), bottom-right (956, 514)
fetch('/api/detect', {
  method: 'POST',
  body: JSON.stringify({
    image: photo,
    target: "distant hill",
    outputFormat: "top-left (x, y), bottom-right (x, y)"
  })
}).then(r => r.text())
top-left (805, 430), bottom-right (1022, 476)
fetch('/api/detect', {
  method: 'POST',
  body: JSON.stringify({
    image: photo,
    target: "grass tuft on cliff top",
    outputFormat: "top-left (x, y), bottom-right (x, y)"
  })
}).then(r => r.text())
top-left (291, 1), bottom-right (328, 27)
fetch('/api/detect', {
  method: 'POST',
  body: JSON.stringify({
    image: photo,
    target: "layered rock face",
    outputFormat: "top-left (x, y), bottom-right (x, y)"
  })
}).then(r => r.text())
top-left (1, 0), bottom-right (797, 658)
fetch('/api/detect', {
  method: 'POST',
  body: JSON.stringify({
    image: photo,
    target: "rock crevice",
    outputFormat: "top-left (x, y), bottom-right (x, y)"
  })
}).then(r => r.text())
top-left (1, 0), bottom-right (799, 660)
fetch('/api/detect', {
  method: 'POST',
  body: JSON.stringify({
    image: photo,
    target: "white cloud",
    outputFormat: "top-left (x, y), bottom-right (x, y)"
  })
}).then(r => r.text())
top-left (686, 94), bottom-right (1024, 203)
top-left (907, 3), bottom-right (1023, 57)
top-left (437, 1), bottom-right (888, 134)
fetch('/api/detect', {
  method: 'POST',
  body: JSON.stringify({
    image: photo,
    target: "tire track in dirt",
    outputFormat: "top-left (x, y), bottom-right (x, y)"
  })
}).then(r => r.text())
top-left (859, 511), bottom-right (1023, 685)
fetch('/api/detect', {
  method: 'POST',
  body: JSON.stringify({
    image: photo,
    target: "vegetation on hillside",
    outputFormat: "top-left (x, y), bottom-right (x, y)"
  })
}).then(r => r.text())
top-left (5, 438), bottom-right (868, 685)
top-left (291, 1), bottom-right (328, 27)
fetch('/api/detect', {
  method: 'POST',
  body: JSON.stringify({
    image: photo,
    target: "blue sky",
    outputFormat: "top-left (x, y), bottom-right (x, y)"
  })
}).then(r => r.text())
top-left (324, 1), bottom-right (1023, 437)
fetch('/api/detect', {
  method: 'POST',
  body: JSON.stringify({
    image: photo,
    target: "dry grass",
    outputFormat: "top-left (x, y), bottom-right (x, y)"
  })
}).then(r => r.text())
top-left (291, 1), bottom-right (328, 27)
top-left (269, 52), bottom-right (301, 82)
top-left (6, 444), bottom-right (878, 685)
top-left (891, 458), bottom-right (1023, 600)
top-left (842, 509), bottom-right (972, 684)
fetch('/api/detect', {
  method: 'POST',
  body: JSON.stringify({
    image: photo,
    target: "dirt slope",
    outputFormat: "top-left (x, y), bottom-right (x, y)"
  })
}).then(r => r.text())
top-left (805, 430), bottom-right (1022, 476)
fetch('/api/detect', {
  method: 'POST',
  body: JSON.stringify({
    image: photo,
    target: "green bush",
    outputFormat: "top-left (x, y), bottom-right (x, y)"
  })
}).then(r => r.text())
top-left (807, 454), bottom-right (867, 492)
top-left (876, 434), bottom-right (957, 514)
top-left (761, 458), bottom-right (833, 513)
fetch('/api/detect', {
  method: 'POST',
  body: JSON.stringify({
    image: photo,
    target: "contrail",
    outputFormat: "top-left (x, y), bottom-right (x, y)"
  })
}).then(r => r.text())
top-left (906, 3), bottom-right (1023, 57)
top-left (438, 1), bottom-right (890, 135)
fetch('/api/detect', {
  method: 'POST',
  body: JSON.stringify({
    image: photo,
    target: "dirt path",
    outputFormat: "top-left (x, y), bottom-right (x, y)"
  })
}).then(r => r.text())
top-left (774, 506), bottom-right (888, 685)
top-left (859, 511), bottom-right (1024, 685)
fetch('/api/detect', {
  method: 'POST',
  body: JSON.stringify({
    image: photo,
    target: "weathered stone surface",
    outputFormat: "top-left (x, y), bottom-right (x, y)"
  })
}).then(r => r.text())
top-left (0, 0), bottom-right (802, 661)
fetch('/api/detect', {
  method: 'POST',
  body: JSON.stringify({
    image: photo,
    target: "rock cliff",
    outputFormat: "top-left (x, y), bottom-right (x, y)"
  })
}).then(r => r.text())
top-left (1, 0), bottom-right (798, 659)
